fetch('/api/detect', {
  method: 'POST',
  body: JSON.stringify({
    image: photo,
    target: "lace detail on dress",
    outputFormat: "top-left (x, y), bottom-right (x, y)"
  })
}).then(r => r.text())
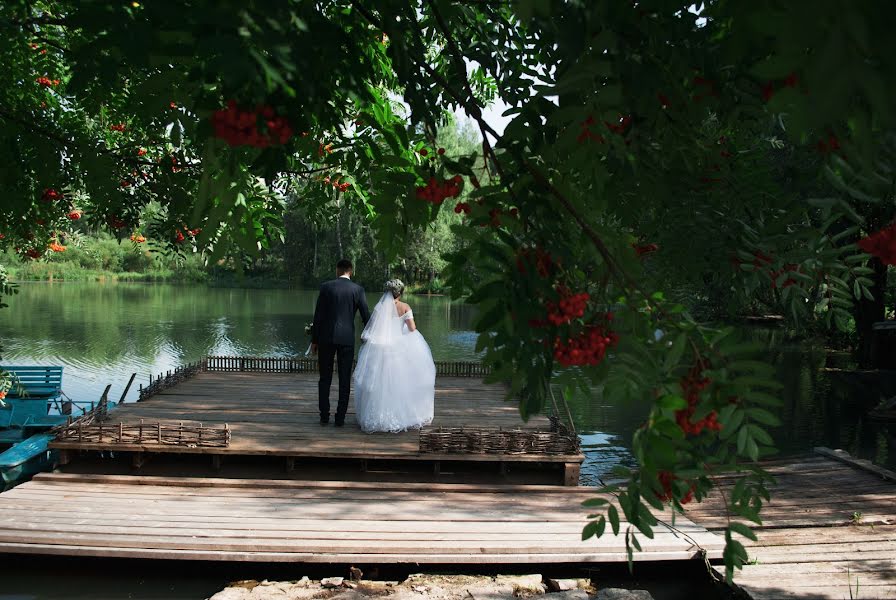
top-left (400, 309), bottom-right (414, 321)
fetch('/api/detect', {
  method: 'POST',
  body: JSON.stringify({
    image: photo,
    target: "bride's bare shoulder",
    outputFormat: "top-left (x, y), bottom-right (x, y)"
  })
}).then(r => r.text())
top-left (396, 301), bottom-right (412, 315)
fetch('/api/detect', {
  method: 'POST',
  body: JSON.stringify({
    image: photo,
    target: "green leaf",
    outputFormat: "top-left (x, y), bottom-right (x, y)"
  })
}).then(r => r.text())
top-left (608, 504), bottom-right (620, 536)
top-left (745, 407), bottom-right (781, 427)
top-left (728, 522), bottom-right (758, 542)
top-left (748, 424), bottom-right (774, 446)
top-left (664, 333), bottom-right (687, 372)
top-left (582, 497), bottom-right (609, 508)
top-left (582, 520), bottom-right (599, 540)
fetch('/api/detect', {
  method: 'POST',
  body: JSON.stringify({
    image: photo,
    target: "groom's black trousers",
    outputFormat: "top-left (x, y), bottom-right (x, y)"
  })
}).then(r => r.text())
top-left (318, 342), bottom-right (354, 420)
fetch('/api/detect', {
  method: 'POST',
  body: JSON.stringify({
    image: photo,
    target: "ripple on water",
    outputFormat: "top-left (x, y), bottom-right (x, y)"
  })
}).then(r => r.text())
top-left (578, 431), bottom-right (637, 487)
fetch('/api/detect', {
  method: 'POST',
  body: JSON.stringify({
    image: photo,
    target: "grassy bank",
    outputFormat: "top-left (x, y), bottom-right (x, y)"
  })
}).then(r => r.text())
top-left (1, 238), bottom-right (208, 284)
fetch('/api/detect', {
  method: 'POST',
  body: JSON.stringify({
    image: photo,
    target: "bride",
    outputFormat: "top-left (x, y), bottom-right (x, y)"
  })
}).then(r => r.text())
top-left (354, 279), bottom-right (435, 433)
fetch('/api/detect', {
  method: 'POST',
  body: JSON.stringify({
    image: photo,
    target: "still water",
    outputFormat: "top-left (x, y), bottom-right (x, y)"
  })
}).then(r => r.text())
top-left (1, 282), bottom-right (893, 483)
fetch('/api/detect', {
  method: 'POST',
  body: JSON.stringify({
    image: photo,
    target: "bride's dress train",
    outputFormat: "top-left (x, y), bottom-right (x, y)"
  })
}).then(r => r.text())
top-left (353, 293), bottom-right (435, 433)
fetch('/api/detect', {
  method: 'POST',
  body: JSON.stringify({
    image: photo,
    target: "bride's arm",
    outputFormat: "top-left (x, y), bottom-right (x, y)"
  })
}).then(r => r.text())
top-left (401, 305), bottom-right (418, 332)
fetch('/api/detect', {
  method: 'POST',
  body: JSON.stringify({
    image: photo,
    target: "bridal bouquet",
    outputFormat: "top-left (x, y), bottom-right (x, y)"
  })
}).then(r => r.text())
top-left (303, 322), bottom-right (314, 356)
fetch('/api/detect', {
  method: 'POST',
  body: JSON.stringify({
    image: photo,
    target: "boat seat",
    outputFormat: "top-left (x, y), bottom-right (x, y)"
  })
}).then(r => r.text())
top-left (3, 366), bottom-right (64, 401)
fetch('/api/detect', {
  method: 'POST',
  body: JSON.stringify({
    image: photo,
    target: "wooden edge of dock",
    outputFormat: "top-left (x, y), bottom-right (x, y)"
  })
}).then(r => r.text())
top-left (813, 446), bottom-right (896, 483)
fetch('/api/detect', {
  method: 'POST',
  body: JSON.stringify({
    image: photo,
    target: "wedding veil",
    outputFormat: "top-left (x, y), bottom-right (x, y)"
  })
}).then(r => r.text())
top-left (360, 292), bottom-right (402, 344)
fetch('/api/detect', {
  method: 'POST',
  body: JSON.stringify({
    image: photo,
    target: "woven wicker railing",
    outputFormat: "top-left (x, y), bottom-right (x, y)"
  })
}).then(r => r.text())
top-left (203, 355), bottom-right (490, 377)
top-left (54, 420), bottom-right (230, 447)
top-left (419, 427), bottom-right (580, 456)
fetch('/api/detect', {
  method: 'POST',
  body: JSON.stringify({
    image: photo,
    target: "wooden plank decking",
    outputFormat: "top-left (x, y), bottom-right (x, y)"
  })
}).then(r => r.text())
top-left (0, 472), bottom-right (723, 564)
top-left (50, 371), bottom-right (584, 483)
top-left (685, 448), bottom-right (896, 600)
top-left (52, 372), bottom-right (573, 458)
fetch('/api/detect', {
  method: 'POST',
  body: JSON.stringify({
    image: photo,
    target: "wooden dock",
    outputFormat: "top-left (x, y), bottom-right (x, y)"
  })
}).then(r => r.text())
top-left (50, 358), bottom-right (584, 485)
top-left (685, 448), bottom-right (896, 600)
top-left (0, 472), bottom-right (723, 564)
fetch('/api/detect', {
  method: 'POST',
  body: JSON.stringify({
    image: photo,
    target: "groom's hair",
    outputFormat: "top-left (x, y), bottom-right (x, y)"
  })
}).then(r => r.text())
top-left (336, 259), bottom-right (353, 275)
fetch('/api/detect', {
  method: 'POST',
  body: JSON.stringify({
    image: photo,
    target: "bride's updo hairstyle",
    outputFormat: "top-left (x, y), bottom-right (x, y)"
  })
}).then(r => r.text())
top-left (385, 279), bottom-right (405, 298)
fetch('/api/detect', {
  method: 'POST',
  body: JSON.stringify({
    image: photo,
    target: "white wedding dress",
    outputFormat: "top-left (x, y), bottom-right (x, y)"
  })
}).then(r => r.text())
top-left (354, 292), bottom-right (435, 433)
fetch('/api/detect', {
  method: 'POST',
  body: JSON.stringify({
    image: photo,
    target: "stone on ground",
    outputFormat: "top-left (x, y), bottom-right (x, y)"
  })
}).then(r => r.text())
top-left (545, 578), bottom-right (591, 592)
top-left (595, 589), bottom-right (654, 600)
top-left (209, 573), bottom-right (601, 600)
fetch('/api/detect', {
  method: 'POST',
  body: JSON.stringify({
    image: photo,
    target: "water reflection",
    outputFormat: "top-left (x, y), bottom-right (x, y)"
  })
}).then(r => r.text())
top-left (0, 282), bottom-right (478, 406)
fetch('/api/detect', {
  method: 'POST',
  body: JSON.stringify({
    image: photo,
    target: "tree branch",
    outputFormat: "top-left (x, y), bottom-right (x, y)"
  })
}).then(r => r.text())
top-left (0, 107), bottom-right (70, 147)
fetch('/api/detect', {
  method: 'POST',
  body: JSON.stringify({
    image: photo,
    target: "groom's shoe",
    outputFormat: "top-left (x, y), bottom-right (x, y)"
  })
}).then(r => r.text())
top-left (334, 414), bottom-right (345, 427)
top-left (320, 414), bottom-right (329, 425)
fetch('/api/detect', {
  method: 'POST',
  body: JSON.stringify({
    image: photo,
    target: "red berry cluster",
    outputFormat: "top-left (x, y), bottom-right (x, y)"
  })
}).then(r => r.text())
top-left (137, 148), bottom-right (147, 157)
top-left (545, 287), bottom-right (589, 326)
top-left (212, 101), bottom-right (293, 148)
top-left (605, 115), bottom-right (632, 134)
top-left (769, 264), bottom-right (799, 289)
top-left (68, 210), bottom-right (82, 220)
top-left (322, 176), bottom-right (351, 192)
top-left (576, 116), bottom-right (606, 144)
top-left (676, 363), bottom-right (722, 436)
top-left (415, 176), bottom-right (462, 205)
top-left (515, 247), bottom-right (555, 279)
top-left (36, 77), bottom-right (59, 87)
top-left (108, 216), bottom-right (126, 229)
top-left (761, 71), bottom-right (799, 103)
top-left (41, 188), bottom-right (62, 203)
top-left (109, 123), bottom-right (126, 132)
top-left (816, 134), bottom-right (841, 154)
top-left (174, 230), bottom-right (185, 243)
top-left (657, 471), bottom-right (695, 504)
top-left (487, 208), bottom-right (502, 227)
top-left (633, 242), bottom-right (658, 257)
top-left (733, 250), bottom-right (773, 271)
top-left (858, 223), bottom-right (896, 266)
top-left (553, 322), bottom-right (618, 367)
top-left (454, 202), bottom-right (471, 215)
top-left (691, 75), bottom-right (718, 103)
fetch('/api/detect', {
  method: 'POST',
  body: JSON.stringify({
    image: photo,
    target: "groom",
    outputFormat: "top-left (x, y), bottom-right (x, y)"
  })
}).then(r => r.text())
top-left (311, 259), bottom-right (371, 426)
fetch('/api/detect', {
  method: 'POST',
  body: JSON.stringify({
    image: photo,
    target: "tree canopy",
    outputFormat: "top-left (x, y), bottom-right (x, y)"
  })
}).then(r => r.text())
top-left (2, 0), bottom-right (895, 578)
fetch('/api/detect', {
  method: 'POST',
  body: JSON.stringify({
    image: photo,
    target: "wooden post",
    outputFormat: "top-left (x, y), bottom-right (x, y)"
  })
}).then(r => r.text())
top-left (57, 449), bottom-right (70, 466)
top-left (212, 455), bottom-right (222, 470)
top-left (286, 457), bottom-right (295, 472)
top-left (563, 463), bottom-right (581, 486)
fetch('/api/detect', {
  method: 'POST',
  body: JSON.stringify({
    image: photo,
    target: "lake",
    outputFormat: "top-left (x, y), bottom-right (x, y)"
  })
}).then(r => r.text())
top-left (1, 281), bottom-right (893, 485)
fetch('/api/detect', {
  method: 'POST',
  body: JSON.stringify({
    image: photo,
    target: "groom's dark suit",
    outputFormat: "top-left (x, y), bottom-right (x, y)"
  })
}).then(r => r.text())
top-left (311, 276), bottom-right (371, 424)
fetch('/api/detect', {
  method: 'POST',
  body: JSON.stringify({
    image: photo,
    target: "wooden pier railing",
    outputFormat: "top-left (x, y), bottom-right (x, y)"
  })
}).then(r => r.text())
top-left (202, 355), bottom-right (491, 378)
top-left (137, 361), bottom-right (203, 401)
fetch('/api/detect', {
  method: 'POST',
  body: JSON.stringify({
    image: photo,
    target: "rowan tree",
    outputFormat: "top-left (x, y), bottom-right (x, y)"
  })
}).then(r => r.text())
top-left (2, 0), bottom-right (895, 578)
